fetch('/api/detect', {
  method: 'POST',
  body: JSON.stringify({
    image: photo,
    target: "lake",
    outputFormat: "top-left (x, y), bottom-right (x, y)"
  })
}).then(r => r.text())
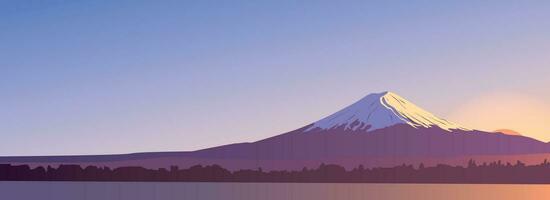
top-left (1, 182), bottom-right (548, 200)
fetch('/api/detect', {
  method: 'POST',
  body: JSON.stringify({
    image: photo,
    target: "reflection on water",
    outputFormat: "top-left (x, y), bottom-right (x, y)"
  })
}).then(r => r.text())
top-left (1, 182), bottom-right (549, 200)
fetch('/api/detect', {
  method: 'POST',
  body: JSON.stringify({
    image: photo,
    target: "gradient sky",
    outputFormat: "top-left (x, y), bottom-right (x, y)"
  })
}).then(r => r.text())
top-left (1, 1), bottom-right (549, 156)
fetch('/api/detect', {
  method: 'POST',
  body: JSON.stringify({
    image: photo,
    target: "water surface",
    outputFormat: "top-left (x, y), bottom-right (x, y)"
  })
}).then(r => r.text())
top-left (1, 182), bottom-right (548, 200)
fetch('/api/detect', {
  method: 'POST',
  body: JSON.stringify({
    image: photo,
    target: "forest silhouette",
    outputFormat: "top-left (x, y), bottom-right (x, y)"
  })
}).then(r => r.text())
top-left (3, 160), bottom-right (550, 183)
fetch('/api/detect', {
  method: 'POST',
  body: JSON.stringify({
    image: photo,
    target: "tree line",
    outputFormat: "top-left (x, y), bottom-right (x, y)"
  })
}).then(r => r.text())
top-left (2, 160), bottom-right (550, 183)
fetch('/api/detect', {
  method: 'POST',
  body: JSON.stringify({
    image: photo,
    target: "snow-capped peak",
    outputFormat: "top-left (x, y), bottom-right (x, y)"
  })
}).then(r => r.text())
top-left (305, 91), bottom-right (469, 132)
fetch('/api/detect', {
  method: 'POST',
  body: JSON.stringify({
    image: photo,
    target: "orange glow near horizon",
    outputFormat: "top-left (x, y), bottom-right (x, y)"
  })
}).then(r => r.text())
top-left (449, 92), bottom-right (550, 142)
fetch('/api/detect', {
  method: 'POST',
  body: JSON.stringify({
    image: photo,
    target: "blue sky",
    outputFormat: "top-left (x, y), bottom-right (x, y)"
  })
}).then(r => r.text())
top-left (1, 1), bottom-right (549, 155)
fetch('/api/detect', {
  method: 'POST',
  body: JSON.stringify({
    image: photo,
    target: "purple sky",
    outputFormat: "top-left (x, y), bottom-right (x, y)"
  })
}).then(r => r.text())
top-left (1, 1), bottom-right (549, 155)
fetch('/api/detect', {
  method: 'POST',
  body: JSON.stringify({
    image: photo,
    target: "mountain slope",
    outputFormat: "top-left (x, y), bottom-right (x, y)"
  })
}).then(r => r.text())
top-left (1, 91), bottom-right (548, 171)
top-left (305, 91), bottom-right (468, 132)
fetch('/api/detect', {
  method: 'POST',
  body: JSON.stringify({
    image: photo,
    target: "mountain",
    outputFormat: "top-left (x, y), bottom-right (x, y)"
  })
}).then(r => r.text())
top-left (304, 91), bottom-right (468, 132)
top-left (494, 129), bottom-right (522, 136)
top-left (1, 91), bottom-right (549, 170)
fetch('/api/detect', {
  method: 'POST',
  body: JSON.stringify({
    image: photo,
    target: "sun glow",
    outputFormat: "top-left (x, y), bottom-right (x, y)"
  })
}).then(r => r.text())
top-left (449, 92), bottom-right (550, 142)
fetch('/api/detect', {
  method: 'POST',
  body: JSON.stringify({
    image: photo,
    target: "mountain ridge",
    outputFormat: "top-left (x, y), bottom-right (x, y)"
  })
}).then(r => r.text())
top-left (1, 91), bottom-right (548, 171)
top-left (305, 91), bottom-right (469, 132)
